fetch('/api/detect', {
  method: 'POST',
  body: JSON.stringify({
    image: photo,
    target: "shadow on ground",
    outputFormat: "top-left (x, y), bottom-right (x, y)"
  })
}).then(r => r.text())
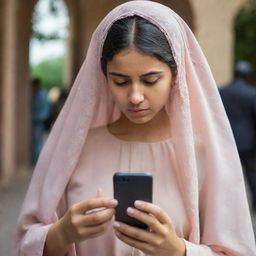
top-left (0, 172), bottom-right (32, 255)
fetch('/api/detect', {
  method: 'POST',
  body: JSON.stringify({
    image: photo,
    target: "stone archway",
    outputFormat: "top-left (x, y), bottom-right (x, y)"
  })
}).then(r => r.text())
top-left (15, 0), bottom-right (37, 174)
top-left (0, 0), bottom-right (4, 181)
top-left (0, 0), bottom-right (72, 184)
top-left (18, 0), bottom-right (72, 169)
top-left (64, 0), bottom-right (127, 84)
top-left (0, 0), bottom-right (36, 184)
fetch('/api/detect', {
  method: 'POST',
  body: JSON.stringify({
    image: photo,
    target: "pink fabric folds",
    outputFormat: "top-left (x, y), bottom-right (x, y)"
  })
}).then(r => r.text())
top-left (15, 1), bottom-right (256, 255)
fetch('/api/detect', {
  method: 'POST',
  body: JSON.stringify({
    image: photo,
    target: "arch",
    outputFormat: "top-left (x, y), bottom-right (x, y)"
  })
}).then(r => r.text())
top-left (15, 0), bottom-right (71, 174)
top-left (65, 0), bottom-right (126, 84)
top-left (0, 0), bottom-right (5, 181)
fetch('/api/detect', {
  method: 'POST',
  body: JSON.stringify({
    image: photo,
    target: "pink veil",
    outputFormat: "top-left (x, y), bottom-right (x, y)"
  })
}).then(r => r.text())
top-left (15, 1), bottom-right (255, 255)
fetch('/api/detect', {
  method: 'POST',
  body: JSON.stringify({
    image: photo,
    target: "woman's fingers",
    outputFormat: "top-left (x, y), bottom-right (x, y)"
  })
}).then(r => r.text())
top-left (73, 197), bottom-right (118, 214)
top-left (134, 201), bottom-right (171, 226)
top-left (112, 202), bottom-right (184, 255)
top-left (69, 217), bottom-right (113, 241)
top-left (113, 221), bottom-right (161, 246)
top-left (125, 207), bottom-right (167, 235)
top-left (81, 220), bottom-right (113, 239)
top-left (114, 228), bottom-right (155, 255)
top-left (82, 208), bottom-right (115, 227)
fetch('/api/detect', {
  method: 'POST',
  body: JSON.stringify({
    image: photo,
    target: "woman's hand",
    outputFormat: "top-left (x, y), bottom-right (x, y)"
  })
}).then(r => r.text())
top-left (113, 200), bottom-right (186, 256)
top-left (57, 189), bottom-right (117, 244)
top-left (44, 189), bottom-right (118, 256)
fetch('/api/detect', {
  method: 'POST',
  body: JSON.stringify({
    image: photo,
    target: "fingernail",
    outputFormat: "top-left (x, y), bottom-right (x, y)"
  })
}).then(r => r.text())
top-left (113, 221), bottom-right (120, 228)
top-left (127, 207), bottom-right (135, 215)
top-left (134, 200), bottom-right (143, 207)
top-left (108, 199), bottom-right (118, 206)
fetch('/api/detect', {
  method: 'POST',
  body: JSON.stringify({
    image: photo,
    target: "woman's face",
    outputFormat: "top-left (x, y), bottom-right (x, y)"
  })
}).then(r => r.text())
top-left (106, 49), bottom-right (173, 124)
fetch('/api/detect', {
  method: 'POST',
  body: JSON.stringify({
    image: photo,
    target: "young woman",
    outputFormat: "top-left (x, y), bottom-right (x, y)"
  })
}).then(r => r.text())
top-left (15, 1), bottom-right (256, 256)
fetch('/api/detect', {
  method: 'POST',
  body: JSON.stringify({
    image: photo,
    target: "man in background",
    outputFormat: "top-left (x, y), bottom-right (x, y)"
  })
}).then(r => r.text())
top-left (31, 78), bottom-right (51, 166)
top-left (219, 61), bottom-right (256, 213)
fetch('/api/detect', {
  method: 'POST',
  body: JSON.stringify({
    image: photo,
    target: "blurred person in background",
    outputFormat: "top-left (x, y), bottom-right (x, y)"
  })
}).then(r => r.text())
top-left (219, 61), bottom-right (256, 213)
top-left (31, 78), bottom-right (51, 166)
top-left (44, 88), bottom-right (69, 132)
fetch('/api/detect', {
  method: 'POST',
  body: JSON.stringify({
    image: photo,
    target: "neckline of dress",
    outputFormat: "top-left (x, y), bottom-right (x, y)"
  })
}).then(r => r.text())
top-left (104, 126), bottom-right (173, 145)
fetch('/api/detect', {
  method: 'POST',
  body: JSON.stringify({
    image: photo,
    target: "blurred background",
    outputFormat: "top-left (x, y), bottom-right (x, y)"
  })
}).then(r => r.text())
top-left (0, 0), bottom-right (256, 254)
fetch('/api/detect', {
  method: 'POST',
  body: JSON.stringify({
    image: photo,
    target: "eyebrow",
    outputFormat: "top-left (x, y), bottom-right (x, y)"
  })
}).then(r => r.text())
top-left (108, 71), bottom-right (163, 78)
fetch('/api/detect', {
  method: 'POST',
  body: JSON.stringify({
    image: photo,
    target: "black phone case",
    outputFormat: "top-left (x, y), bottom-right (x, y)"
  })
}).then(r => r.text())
top-left (113, 172), bottom-right (152, 229)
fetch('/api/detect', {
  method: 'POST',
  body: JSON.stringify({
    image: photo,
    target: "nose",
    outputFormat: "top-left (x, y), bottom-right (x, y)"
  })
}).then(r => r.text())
top-left (128, 85), bottom-right (144, 105)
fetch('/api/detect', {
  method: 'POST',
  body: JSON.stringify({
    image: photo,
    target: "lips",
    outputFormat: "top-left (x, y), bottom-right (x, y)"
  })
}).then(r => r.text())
top-left (128, 108), bottom-right (148, 112)
top-left (127, 108), bottom-right (149, 117)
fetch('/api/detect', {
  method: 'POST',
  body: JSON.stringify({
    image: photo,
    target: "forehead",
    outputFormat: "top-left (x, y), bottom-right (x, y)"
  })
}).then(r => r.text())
top-left (107, 49), bottom-right (170, 74)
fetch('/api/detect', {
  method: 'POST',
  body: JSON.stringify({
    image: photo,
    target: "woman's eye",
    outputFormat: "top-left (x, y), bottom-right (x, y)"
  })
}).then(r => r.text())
top-left (114, 81), bottom-right (128, 86)
top-left (144, 79), bottom-right (159, 85)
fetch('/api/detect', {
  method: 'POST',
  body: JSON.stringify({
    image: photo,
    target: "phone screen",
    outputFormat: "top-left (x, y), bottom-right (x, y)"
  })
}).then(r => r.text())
top-left (113, 172), bottom-right (153, 229)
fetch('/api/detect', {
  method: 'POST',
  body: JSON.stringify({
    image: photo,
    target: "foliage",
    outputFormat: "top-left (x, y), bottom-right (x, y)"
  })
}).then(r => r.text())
top-left (33, 31), bottom-right (62, 41)
top-left (31, 57), bottom-right (66, 90)
top-left (234, 1), bottom-right (256, 71)
top-left (32, 0), bottom-right (67, 41)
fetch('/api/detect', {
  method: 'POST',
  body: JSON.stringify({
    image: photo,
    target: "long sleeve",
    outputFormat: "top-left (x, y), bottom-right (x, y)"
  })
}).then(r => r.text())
top-left (183, 240), bottom-right (227, 256)
top-left (17, 224), bottom-right (52, 256)
top-left (15, 189), bottom-right (77, 256)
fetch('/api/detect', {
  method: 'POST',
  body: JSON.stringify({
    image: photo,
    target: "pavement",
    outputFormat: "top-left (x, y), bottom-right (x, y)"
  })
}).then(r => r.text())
top-left (0, 172), bottom-right (32, 256)
top-left (0, 171), bottom-right (255, 255)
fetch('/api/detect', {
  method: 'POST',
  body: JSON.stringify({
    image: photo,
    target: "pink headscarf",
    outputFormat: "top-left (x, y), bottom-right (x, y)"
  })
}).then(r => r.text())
top-left (15, 1), bottom-right (255, 255)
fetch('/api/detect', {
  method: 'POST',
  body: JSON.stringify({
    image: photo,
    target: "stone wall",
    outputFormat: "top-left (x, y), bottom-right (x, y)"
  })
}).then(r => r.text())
top-left (0, 0), bottom-right (4, 180)
top-left (1, 0), bottom-right (17, 184)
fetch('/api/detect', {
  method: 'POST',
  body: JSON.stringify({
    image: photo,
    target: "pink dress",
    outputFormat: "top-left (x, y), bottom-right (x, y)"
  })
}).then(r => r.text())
top-left (15, 124), bottom-right (255, 256)
top-left (62, 125), bottom-right (189, 255)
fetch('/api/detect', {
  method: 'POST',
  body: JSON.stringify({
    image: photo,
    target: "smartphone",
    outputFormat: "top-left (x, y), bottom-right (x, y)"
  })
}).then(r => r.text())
top-left (113, 172), bottom-right (153, 229)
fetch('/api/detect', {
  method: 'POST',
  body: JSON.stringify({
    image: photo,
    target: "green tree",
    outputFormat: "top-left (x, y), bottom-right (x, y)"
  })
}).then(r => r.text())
top-left (31, 57), bottom-right (65, 90)
top-left (234, 1), bottom-right (256, 71)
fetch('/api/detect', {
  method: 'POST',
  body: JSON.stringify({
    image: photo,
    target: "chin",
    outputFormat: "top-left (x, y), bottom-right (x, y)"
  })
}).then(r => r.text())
top-left (126, 115), bottom-right (153, 125)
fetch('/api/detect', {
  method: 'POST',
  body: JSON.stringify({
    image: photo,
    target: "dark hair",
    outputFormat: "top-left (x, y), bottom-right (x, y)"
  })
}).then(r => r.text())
top-left (101, 16), bottom-right (177, 77)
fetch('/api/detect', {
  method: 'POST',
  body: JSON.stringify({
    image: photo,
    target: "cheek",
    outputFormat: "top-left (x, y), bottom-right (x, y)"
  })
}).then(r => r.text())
top-left (109, 87), bottom-right (126, 105)
top-left (151, 84), bottom-right (171, 106)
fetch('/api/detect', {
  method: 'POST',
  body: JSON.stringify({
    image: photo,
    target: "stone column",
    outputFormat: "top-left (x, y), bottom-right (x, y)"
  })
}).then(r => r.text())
top-left (190, 0), bottom-right (248, 85)
top-left (64, 0), bottom-right (84, 87)
top-left (0, 0), bottom-right (4, 180)
top-left (15, 1), bottom-right (35, 171)
top-left (0, 0), bottom-right (18, 184)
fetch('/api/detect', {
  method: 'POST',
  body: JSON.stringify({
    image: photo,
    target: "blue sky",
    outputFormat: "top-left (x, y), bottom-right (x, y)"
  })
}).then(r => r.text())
top-left (29, 0), bottom-right (68, 66)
